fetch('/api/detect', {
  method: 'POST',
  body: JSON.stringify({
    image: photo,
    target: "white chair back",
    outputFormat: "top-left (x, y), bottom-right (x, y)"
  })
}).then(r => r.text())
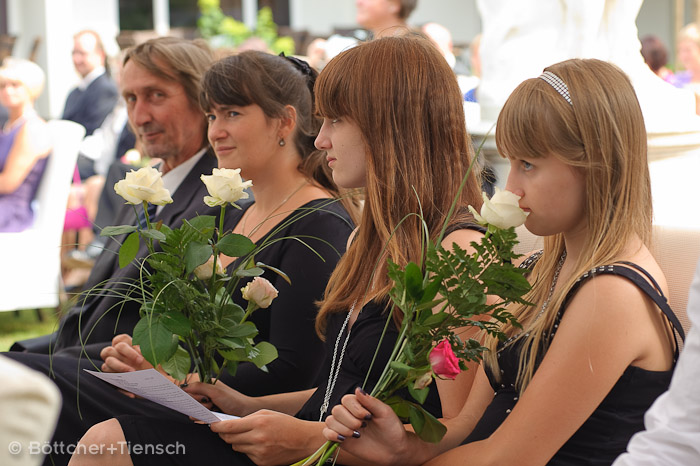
top-left (0, 120), bottom-right (85, 311)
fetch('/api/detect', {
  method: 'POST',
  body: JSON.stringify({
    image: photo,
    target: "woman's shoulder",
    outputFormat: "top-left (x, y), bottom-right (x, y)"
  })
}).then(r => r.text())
top-left (287, 198), bottom-right (355, 233)
top-left (441, 222), bottom-right (485, 250)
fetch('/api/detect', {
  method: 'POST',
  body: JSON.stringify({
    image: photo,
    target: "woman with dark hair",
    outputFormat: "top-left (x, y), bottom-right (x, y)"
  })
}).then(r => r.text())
top-left (322, 58), bottom-right (683, 466)
top-left (70, 35), bottom-right (484, 466)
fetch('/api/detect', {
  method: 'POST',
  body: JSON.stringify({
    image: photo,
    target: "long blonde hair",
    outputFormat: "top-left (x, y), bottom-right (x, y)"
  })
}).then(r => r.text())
top-left (485, 59), bottom-right (652, 391)
top-left (314, 35), bottom-right (483, 337)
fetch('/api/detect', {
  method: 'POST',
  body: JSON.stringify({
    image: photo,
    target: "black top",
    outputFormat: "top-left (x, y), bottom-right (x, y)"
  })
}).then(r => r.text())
top-left (297, 221), bottom-right (486, 421)
top-left (218, 199), bottom-right (355, 395)
top-left (464, 255), bottom-right (681, 465)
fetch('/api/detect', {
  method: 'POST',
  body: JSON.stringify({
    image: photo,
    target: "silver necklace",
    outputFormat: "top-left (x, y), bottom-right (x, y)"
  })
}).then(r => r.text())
top-left (319, 300), bottom-right (357, 421)
top-left (532, 249), bottom-right (567, 324)
top-left (503, 250), bottom-right (567, 348)
top-left (241, 181), bottom-right (307, 236)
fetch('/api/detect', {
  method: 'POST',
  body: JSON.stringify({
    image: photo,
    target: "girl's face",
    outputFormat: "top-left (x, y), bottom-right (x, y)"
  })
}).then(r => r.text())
top-left (315, 117), bottom-right (367, 189)
top-left (678, 38), bottom-right (700, 73)
top-left (206, 103), bottom-right (279, 175)
top-left (0, 78), bottom-right (30, 109)
top-left (505, 153), bottom-right (587, 237)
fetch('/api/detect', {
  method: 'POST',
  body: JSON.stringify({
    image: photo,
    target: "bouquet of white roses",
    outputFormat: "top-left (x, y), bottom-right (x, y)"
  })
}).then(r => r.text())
top-left (295, 187), bottom-right (532, 466)
top-left (101, 166), bottom-right (281, 385)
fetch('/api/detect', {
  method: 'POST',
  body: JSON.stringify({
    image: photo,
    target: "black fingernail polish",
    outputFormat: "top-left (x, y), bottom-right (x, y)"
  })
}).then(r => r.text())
top-left (352, 430), bottom-right (361, 438)
top-left (180, 382), bottom-right (188, 388)
top-left (361, 421), bottom-right (367, 428)
top-left (201, 396), bottom-right (210, 404)
top-left (364, 413), bottom-right (373, 421)
top-left (357, 387), bottom-right (367, 395)
top-left (337, 434), bottom-right (346, 442)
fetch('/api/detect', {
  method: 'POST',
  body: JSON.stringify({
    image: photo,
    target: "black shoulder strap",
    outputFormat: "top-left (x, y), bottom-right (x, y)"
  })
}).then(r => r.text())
top-left (564, 264), bottom-right (685, 357)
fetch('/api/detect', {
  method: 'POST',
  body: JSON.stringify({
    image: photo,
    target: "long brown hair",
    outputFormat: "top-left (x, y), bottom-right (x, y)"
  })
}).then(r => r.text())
top-left (486, 58), bottom-right (651, 391)
top-left (314, 34), bottom-right (483, 336)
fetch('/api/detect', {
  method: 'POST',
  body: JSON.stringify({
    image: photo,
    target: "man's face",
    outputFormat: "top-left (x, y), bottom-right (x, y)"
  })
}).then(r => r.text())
top-left (72, 33), bottom-right (104, 78)
top-left (121, 60), bottom-right (206, 172)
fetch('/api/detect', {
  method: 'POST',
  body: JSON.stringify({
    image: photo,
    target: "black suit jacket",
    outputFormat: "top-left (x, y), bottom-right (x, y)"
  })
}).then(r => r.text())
top-left (62, 72), bottom-right (119, 136)
top-left (53, 150), bottom-right (242, 359)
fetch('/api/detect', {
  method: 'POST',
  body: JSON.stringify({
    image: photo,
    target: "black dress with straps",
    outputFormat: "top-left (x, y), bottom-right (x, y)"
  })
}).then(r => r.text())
top-left (464, 253), bottom-right (684, 465)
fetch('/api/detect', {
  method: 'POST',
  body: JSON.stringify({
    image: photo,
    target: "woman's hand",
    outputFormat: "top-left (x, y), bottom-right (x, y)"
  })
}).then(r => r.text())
top-left (323, 388), bottom-right (413, 466)
top-left (182, 381), bottom-right (254, 416)
top-left (100, 334), bottom-right (153, 373)
top-left (209, 410), bottom-right (324, 466)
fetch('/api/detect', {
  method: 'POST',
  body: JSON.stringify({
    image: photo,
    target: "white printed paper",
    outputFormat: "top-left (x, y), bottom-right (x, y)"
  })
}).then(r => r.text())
top-left (84, 368), bottom-right (239, 423)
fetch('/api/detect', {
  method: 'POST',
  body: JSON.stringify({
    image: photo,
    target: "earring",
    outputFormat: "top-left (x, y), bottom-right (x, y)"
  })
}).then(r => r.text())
top-left (279, 139), bottom-right (286, 147)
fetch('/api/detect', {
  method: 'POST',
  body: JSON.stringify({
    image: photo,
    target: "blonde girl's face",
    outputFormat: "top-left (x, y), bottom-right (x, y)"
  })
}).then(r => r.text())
top-left (505, 153), bottom-right (587, 237)
top-left (0, 78), bottom-right (30, 108)
top-left (315, 117), bottom-right (367, 189)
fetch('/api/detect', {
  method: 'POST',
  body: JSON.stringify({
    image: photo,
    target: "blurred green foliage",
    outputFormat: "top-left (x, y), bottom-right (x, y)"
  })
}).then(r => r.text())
top-left (198, 0), bottom-right (295, 55)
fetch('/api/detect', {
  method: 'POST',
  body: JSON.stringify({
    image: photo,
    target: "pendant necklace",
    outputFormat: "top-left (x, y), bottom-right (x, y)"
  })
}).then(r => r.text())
top-left (241, 180), bottom-right (307, 236)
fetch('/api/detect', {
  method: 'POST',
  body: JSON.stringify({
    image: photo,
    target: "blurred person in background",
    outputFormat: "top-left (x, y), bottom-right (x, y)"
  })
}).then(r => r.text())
top-left (0, 57), bottom-right (51, 232)
top-left (640, 34), bottom-right (674, 82)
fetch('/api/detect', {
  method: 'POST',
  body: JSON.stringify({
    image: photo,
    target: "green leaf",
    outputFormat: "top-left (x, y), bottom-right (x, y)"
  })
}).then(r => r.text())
top-left (257, 262), bottom-right (291, 285)
top-left (218, 234), bottom-right (255, 257)
top-left (133, 317), bottom-right (179, 367)
top-left (186, 215), bottom-right (216, 232)
top-left (161, 311), bottom-right (192, 336)
top-left (118, 231), bottom-right (140, 268)
top-left (235, 267), bottom-right (264, 277)
top-left (404, 262), bottom-right (424, 301)
top-left (248, 341), bottom-right (278, 368)
top-left (185, 242), bottom-right (213, 274)
top-left (389, 361), bottom-right (413, 376)
top-left (141, 228), bottom-right (167, 241)
top-left (385, 396), bottom-right (411, 419)
top-left (161, 345), bottom-right (191, 381)
top-left (101, 225), bottom-right (138, 236)
top-left (408, 384), bottom-right (430, 405)
top-left (410, 405), bottom-right (447, 444)
top-left (218, 337), bottom-right (246, 350)
top-left (228, 322), bottom-right (258, 338)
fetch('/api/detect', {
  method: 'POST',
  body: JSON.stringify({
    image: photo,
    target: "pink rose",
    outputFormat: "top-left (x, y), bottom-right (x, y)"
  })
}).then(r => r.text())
top-left (429, 340), bottom-right (460, 380)
top-left (241, 277), bottom-right (278, 309)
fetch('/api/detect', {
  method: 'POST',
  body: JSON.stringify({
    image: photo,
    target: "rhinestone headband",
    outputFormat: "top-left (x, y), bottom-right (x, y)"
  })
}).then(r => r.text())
top-left (539, 71), bottom-right (573, 106)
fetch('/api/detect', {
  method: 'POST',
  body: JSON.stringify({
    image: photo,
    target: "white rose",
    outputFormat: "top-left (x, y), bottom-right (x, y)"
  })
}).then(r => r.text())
top-left (241, 277), bottom-right (279, 309)
top-left (468, 187), bottom-right (529, 229)
top-left (201, 168), bottom-right (253, 207)
top-left (193, 255), bottom-right (224, 280)
top-left (114, 166), bottom-right (173, 206)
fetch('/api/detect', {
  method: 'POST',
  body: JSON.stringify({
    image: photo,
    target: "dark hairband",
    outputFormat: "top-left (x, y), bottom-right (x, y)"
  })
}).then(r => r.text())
top-left (279, 52), bottom-right (313, 77)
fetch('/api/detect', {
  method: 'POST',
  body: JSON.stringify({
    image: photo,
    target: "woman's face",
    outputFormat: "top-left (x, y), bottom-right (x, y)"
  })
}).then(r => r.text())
top-left (505, 153), bottom-right (587, 237)
top-left (206, 103), bottom-right (279, 176)
top-left (315, 117), bottom-right (367, 189)
top-left (0, 78), bottom-right (30, 109)
top-left (678, 38), bottom-right (700, 73)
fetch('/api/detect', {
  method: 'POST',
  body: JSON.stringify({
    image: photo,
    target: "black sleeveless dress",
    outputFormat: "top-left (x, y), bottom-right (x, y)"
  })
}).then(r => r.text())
top-left (464, 253), bottom-right (685, 465)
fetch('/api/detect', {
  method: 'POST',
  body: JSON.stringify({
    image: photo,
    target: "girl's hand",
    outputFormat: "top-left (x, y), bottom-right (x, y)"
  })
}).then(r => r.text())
top-left (210, 410), bottom-right (324, 466)
top-left (323, 388), bottom-right (412, 466)
top-left (183, 381), bottom-right (253, 416)
top-left (100, 334), bottom-right (153, 373)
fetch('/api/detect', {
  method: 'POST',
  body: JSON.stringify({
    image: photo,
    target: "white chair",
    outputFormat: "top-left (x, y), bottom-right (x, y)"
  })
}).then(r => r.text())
top-left (513, 225), bottom-right (700, 341)
top-left (0, 120), bottom-right (85, 312)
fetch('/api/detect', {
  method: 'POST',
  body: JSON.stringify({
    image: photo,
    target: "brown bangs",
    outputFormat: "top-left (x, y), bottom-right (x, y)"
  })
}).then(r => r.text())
top-left (313, 48), bottom-right (359, 120)
top-left (496, 78), bottom-right (582, 162)
top-left (199, 57), bottom-right (256, 113)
